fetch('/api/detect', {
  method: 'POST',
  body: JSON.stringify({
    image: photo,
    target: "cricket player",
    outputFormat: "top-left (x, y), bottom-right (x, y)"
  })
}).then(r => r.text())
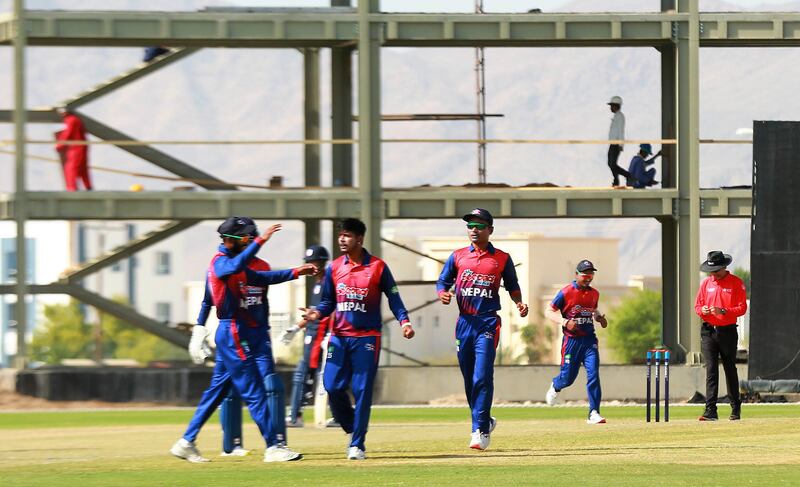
top-left (436, 208), bottom-right (529, 451)
top-left (302, 218), bottom-right (415, 460)
top-left (544, 259), bottom-right (609, 424)
top-left (171, 216), bottom-right (316, 463)
top-left (280, 245), bottom-right (332, 428)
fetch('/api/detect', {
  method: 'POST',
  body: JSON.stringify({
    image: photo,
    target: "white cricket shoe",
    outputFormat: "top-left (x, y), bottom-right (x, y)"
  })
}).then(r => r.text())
top-left (545, 383), bottom-right (559, 406)
top-left (586, 410), bottom-right (607, 425)
top-left (489, 416), bottom-right (497, 433)
top-left (220, 446), bottom-right (250, 457)
top-left (469, 430), bottom-right (491, 451)
top-left (347, 446), bottom-right (367, 460)
top-left (326, 418), bottom-right (341, 428)
top-left (286, 415), bottom-right (304, 428)
top-left (263, 445), bottom-right (303, 462)
top-left (170, 438), bottom-right (210, 463)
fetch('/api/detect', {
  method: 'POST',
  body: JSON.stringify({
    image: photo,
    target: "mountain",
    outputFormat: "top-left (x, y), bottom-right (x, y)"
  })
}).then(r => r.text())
top-left (1, 0), bottom-right (794, 279)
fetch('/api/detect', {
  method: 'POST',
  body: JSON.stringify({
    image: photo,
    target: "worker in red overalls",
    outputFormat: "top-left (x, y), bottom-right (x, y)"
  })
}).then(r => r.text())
top-left (55, 109), bottom-right (92, 191)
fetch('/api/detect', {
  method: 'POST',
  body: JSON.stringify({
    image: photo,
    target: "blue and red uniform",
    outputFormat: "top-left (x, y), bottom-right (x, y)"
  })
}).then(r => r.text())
top-left (436, 243), bottom-right (521, 434)
top-left (182, 239), bottom-right (299, 448)
top-left (315, 250), bottom-right (409, 451)
top-left (550, 281), bottom-right (603, 413)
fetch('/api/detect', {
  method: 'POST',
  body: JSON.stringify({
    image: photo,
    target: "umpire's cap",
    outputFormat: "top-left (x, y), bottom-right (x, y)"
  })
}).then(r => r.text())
top-left (217, 216), bottom-right (258, 238)
top-left (576, 259), bottom-right (597, 273)
top-left (463, 208), bottom-right (493, 226)
top-left (304, 245), bottom-right (330, 263)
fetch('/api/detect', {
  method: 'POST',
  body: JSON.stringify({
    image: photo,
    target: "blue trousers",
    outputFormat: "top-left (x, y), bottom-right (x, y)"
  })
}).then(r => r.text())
top-left (182, 321), bottom-right (282, 447)
top-left (323, 335), bottom-right (380, 451)
top-left (456, 315), bottom-right (499, 434)
top-left (289, 324), bottom-right (319, 421)
top-left (552, 334), bottom-right (602, 413)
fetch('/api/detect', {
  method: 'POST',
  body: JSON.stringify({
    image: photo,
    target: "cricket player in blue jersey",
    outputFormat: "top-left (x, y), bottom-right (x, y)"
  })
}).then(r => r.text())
top-left (170, 217), bottom-right (317, 463)
top-left (436, 208), bottom-right (528, 451)
top-left (302, 218), bottom-right (415, 460)
top-left (280, 244), bottom-right (331, 428)
top-left (544, 259), bottom-right (609, 424)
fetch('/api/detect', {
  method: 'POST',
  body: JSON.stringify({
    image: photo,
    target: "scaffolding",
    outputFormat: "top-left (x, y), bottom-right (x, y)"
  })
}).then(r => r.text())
top-left (2, 1), bottom-right (792, 366)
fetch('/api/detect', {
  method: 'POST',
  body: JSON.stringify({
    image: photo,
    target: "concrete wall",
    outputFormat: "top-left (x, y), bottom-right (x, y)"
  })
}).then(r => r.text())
top-left (374, 364), bottom-right (747, 404)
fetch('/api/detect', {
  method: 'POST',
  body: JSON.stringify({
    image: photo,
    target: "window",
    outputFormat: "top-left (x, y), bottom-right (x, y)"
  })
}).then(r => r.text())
top-left (155, 302), bottom-right (171, 323)
top-left (155, 252), bottom-right (171, 275)
top-left (4, 301), bottom-right (16, 329)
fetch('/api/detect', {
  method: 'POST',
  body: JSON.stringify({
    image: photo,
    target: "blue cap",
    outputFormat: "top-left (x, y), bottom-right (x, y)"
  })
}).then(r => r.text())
top-left (639, 143), bottom-right (653, 155)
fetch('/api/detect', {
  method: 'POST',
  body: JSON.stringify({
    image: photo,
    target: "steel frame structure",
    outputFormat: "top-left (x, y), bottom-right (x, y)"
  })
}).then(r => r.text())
top-left (2, 0), bottom-right (779, 365)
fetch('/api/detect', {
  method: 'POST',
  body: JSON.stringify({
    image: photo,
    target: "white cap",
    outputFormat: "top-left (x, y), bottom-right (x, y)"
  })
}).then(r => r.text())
top-left (608, 95), bottom-right (623, 106)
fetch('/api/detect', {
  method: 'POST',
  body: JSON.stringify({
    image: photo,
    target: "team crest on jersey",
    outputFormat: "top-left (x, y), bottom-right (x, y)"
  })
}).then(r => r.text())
top-left (239, 285), bottom-right (264, 308)
top-left (461, 269), bottom-right (496, 287)
top-left (336, 282), bottom-right (369, 300)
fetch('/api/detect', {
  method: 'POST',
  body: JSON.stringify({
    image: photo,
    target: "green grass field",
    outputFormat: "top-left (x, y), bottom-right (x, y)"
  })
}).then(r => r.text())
top-left (1, 405), bottom-right (798, 486)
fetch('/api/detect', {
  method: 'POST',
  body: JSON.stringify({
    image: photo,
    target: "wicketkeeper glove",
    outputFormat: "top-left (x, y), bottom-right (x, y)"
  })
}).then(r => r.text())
top-left (188, 325), bottom-right (212, 365)
top-left (280, 325), bottom-right (301, 345)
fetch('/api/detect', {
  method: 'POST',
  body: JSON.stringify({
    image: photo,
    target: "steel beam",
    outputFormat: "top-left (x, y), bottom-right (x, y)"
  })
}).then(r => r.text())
top-left (75, 111), bottom-right (236, 190)
top-left (61, 47), bottom-right (200, 110)
top-left (0, 283), bottom-right (189, 348)
top-left (59, 220), bottom-right (200, 284)
top-left (304, 47), bottom-right (321, 301)
top-left (0, 188), bottom-right (751, 220)
top-left (3, 10), bottom-right (800, 48)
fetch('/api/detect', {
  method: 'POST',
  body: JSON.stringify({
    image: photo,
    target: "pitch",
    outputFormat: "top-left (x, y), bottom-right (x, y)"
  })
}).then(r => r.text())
top-left (1, 405), bottom-right (799, 486)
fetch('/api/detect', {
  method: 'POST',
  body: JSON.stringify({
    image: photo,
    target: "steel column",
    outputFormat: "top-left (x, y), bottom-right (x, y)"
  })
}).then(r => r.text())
top-left (304, 47), bottom-right (322, 301)
top-left (676, 0), bottom-right (701, 363)
top-left (660, 0), bottom-right (680, 358)
top-left (358, 0), bottom-right (382, 255)
top-left (12, 0), bottom-right (28, 369)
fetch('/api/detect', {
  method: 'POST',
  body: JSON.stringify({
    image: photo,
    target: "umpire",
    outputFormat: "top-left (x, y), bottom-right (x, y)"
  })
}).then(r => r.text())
top-left (694, 251), bottom-right (748, 421)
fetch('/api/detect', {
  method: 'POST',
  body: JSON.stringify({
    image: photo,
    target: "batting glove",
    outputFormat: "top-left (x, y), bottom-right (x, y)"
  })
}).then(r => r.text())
top-left (280, 325), bottom-right (301, 345)
top-left (188, 325), bottom-right (212, 365)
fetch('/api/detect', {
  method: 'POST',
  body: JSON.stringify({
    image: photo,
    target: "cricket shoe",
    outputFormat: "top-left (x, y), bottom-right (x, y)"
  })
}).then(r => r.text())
top-left (347, 446), bottom-right (367, 460)
top-left (170, 438), bottom-right (210, 463)
top-left (220, 446), bottom-right (250, 457)
top-left (698, 408), bottom-right (718, 421)
top-left (586, 410), bottom-right (606, 425)
top-left (286, 415), bottom-right (304, 428)
top-left (263, 445), bottom-right (303, 462)
top-left (469, 431), bottom-right (491, 451)
top-left (326, 418), bottom-right (341, 428)
top-left (489, 416), bottom-right (497, 433)
top-left (545, 383), bottom-right (559, 406)
top-left (729, 404), bottom-right (741, 421)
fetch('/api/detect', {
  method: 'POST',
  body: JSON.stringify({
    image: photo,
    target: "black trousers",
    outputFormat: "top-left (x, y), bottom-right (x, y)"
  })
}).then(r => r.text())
top-left (701, 323), bottom-right (741, 410)
top-left (607, 144), bottom-right (632, 186)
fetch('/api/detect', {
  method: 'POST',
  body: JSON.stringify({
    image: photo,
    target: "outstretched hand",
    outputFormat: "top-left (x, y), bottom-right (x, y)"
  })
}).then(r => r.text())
top-left (259, 224), bottom-right (282, 242)
top-left (294, 263), bottom-right (318, 276)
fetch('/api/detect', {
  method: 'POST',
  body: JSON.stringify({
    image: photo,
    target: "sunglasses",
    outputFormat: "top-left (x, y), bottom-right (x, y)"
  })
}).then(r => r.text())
top-left (466, 222), bottom-right (488, 230)
top-left (222, 234), bottom-right (251, 240)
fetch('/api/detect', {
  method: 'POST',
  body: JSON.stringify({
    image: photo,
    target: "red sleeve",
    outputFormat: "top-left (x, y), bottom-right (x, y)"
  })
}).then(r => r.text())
top-left (726, 277), bottom-right (748, 318)
top-left (694, 279), bottom-right (706, 318)
top-left (56, 115), bottom-right (80, 144)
